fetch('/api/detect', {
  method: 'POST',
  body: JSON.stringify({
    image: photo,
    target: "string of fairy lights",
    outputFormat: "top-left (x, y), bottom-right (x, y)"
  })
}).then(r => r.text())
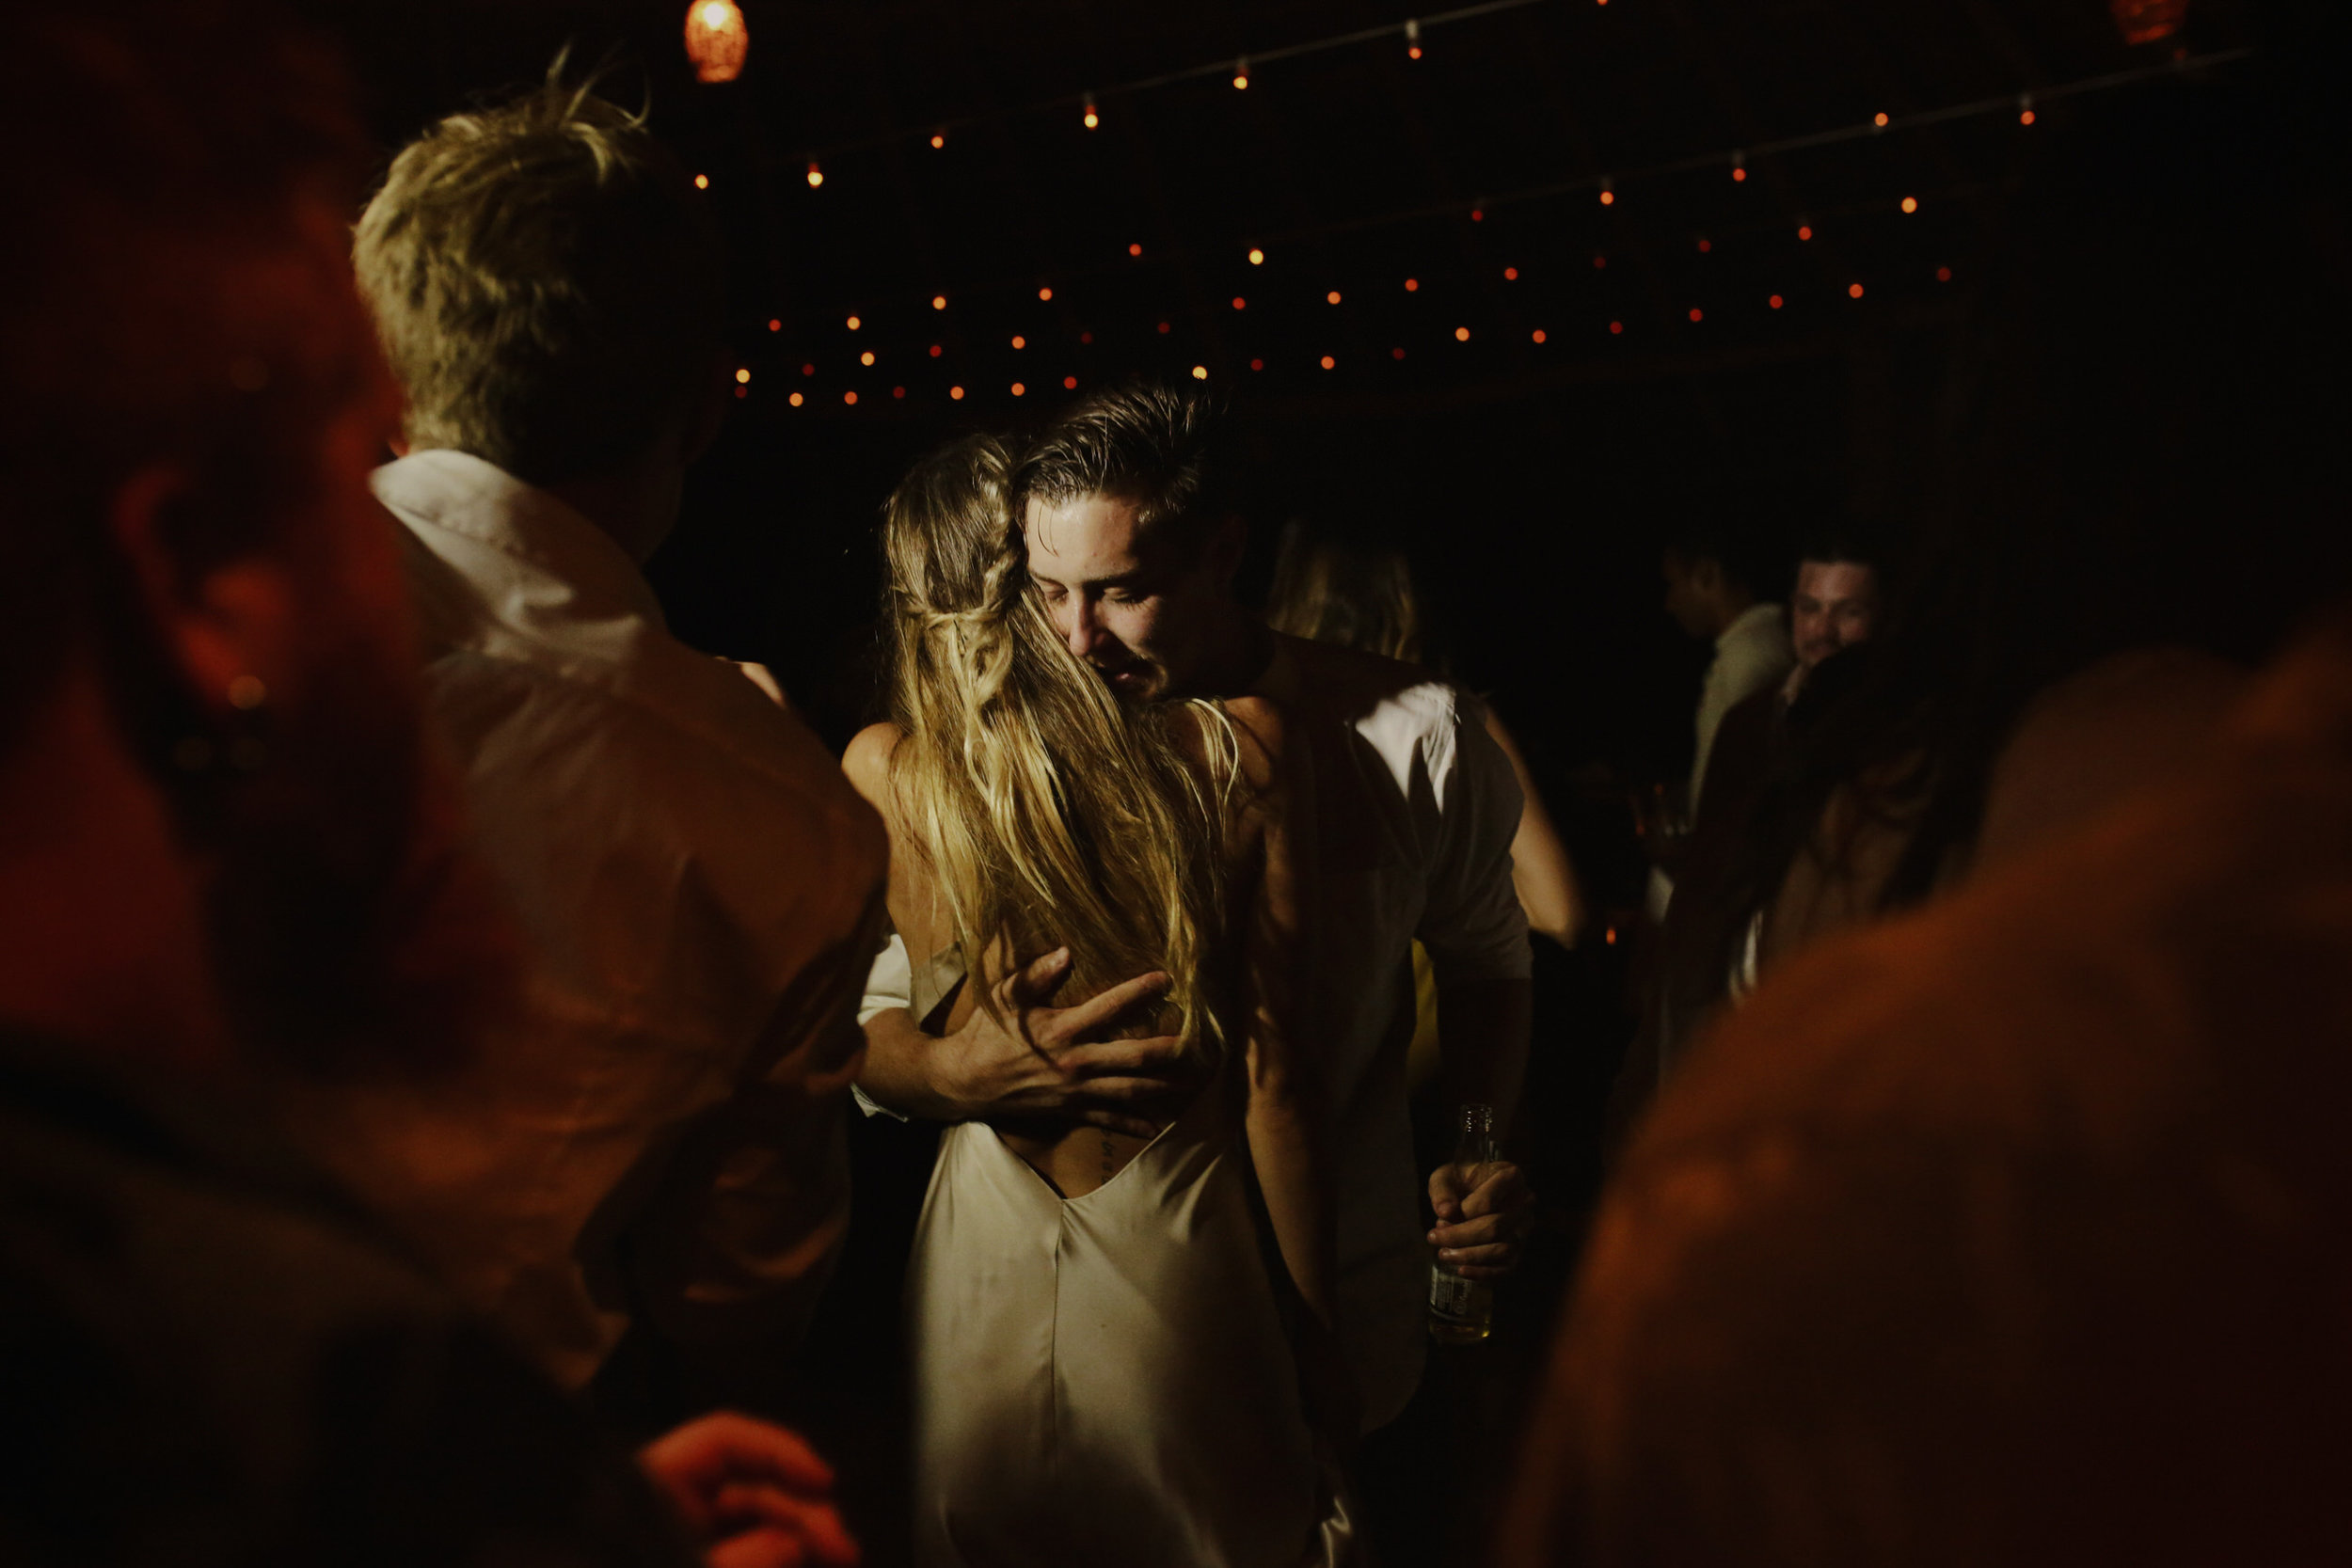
top-left (681, 0), bottom-right (2248, 413)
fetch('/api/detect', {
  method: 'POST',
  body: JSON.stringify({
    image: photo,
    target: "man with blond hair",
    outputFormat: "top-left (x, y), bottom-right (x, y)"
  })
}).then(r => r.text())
top-left (284, 71), bottom-right (887, 1415)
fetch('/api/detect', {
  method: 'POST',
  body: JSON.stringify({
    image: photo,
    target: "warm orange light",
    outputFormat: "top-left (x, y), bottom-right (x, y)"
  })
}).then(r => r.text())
top-left (1232, 297), bottom-right (1247, 310)
top-left (1192, 365), bottom-right (1209, 379)
top-left (1327, 291), bottom-right (1342, 305)
top-left (1010, 335), bottom-right (1025, 349)
top-left (2109, 0), bottom-right (2187, 45)
top-left (1084, 102), bottom-right (1100, 129)
top-left (1689, 308), bottom-right (1704, 323)
top-left (1405, 277), bottom-right (1419, 292)
top-left (694, 173), bottom-right (710, 190)
top-left (1251, 357), bottom-right (1265, 370)
top-left (1600, 189), bottom-right (1615, 206)
top-left (1248, 247), bottom-right (1265, 265)
top-left (1405, 19), bottom-right (1422, 57)
top-left (1531, 328), bottom-right (1547, 343)
top-left (684, 0), bottom-right (749, 84)
top-left (1901, 196), bottom-right (1919, 214)
top-left (735, 368), bottom-right (751, 383)
top-left (1454, 326), bottom-right (1470, 341)
top-left (1319, 356), bottom-right (1335, 370)
top-left (860, 351), bottom-right (875, 366)
top-left (932, 295), bottom-right (947, 309)
top-left (846, 315), bottom-right (861, 330)
top-left (1012, 382), bottom-right (1026, 396)
top-left (930, 133), bottom-right (946, 149)
top-left (768, 318), bottom-right (781, 332)
top-left (788, 391), bottom-right (803, 406)
top-left (1770, 293), bottom-right (1785, 309)
top-left (893, 386), bottom-right (906, 399)
top-left (2020, 108), bottom-right (2037, 126)
top-left (930, 343), bottom-right (943, 357)
top-left (1610, 321), bottom-right (1624, 335)
top-left (1128, 242), bottom-right (1144, 257)
top-left (1874, 111), bottom-right (1890, 128)
top-left (1039, 287), bottom-right (1053, 301)
top-left (802, 363), bottom-right (814, 375)
top-left (844, 390), bottom-right (858, 404)
top-left (1733, 166), bottom-right (1748, 182)
top-left (1232, 59), bottom-right (1251, 89)
top-left (1063, 375), bottom-right (1078, 388)
top-left (806, 162), bottom-right (823, 188)
top-left (1502, 267), bottom-right (1518, 281)
top-left (1798, 225), bottom-right (1814, 241)
top-left (950, 386), bottom-right (965, 400)
top-left (1849, 282), bottom-right (1866, 298)
top-left (1936, 266), bottom-right (1953, 282)
top-left (1470, 207), bottom-right (1484, 222)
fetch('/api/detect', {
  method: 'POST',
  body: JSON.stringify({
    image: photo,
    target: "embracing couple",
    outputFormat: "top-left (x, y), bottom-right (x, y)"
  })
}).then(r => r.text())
top-left (846, 385), bottom-right (1536, 1566)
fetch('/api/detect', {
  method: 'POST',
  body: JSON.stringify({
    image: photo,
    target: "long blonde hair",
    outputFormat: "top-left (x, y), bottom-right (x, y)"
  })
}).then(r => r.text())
top-left (881, 434), bottom-right (1236, 1055)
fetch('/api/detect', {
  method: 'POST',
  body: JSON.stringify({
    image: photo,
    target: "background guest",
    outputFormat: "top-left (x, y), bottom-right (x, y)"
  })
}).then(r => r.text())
top-left (278, 70), bottom-right (888, 1423)
top-left (0, 7), bottom-right (852, 1562)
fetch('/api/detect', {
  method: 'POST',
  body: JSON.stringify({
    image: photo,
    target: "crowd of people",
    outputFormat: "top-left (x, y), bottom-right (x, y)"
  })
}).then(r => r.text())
top-left (4, 0), bottom-right (2350, 1564)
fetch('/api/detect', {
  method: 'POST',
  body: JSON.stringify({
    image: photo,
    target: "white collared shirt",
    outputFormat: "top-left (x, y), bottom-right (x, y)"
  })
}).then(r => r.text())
top-left (1693, 601), bottom-right (1796, 810)
top-left (281, 450), bottom-right (885, 1389)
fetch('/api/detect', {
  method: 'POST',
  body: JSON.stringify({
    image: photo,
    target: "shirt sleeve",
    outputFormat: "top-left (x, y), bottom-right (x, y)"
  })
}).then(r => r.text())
top-left (850, 931), bottom-right (915, 1121)
top-left (1419, 693), bottom-right (1534, 986)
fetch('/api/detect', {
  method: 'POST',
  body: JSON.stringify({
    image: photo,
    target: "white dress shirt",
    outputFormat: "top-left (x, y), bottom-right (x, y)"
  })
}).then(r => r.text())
top-left (1692, 601), bottom-right (1796, 810)
top-left (860, 631), bottom-right (1530, 1431)
top-left (278, 450), bottom-right (886, 1389)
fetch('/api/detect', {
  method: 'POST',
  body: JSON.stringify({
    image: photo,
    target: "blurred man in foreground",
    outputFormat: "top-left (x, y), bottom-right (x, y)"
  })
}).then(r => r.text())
top-left (0, 7), bottom-right (850, 1562)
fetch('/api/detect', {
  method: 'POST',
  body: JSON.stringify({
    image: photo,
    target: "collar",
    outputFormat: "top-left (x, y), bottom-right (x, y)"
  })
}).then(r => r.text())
top-left (1717, 600), bottom-right (1786, 652)
top-left (372, 450), bottom-right (667, 630)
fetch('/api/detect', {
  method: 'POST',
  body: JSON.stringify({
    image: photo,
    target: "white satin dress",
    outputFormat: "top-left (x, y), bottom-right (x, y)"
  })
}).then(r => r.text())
top-left (907, 1029), bottom-right (1353, 1567)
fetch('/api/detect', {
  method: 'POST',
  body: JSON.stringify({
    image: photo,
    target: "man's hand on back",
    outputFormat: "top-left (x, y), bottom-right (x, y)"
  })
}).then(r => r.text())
top-left (936, 948), bottom-right (1202, 1137)
top-left (639, 1412), bottom-right (857, 1568)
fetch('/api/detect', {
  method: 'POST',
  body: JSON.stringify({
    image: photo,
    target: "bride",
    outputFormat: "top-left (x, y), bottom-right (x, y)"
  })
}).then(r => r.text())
top-left (842, 434), bottom-right (1355, 1567)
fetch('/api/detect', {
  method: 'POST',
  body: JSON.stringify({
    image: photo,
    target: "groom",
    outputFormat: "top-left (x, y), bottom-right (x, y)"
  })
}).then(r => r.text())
top-left (856, 383), bottom-right (1534, 1439)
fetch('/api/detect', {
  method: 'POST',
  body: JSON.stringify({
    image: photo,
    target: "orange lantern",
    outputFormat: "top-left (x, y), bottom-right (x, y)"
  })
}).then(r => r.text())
top-left (2109, 0), bottom-right (2186, 45)
top-left (685, 0), bottom-right (749, 84)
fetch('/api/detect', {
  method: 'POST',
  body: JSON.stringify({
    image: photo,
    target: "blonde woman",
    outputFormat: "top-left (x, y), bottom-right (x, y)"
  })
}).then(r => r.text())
top-left (842, 436), bottom-right (1355, 1566)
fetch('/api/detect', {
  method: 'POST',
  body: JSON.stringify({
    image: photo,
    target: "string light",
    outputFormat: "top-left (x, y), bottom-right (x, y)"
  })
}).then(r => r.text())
top-left (693, 173), bottom-right (710, 190)
top-left (860, 351), bottom-right (875, 366)
top-left (1128, 242), bottom-right (1144, 257)
top-left (768, 318), bottom-right (781, 332)
top-left (1937, 265), bottom-right (1953, 282)
top-left (1454, 326), bottom-right (1470, 341)
top-left (1470, 206), bottom-right (1485, 222)
top-left (1732, 150), bottom-right (1747, 182)
top-left (1405, 277), bottom-right (1420, 292)
top-left (1156, 321), bottom-right (1170, 334)
top-left (1689, 308), bottom-right (1704, 323)
top-left (1798, 223), bottom-right (1814, 241)
top-left (1233, 297), bottom-right (1248, 309)
top-left (1873, 111), bottom-right (1890, 129)
top-left (788, 391), bottom-right (803, 406)
top-left (1232, 57), bottom-right (1251, 90)
top-left (684, 0), bottom-right (748, 85)
top-left (1063, 375), bottom-right (1078, 388)
top-left (894, 386), bottom-right (906, 399)
top-left (1502, 267), bottom-right (1518, 280)
top-left (1405, 18), bottom-right (1422, 59)
top-left (1599, 177), bottom-right (1615, 206)
top-left (1327, 291), bottom-right (1343, 305)
top-left (1391, 347), bottom-right (1405, 359)
top-left (735, 368), bottom-right (751, 383)
top-left (1012, 382), bottom-right (1027, 396)
top-left (1083, 96), bottom-right (1100, 130)
top-left (1697, 239), bottom-right (1712, 253)
top-left (1248, 247), bottom-right (1265, 265)
top-left (1192, 365), bottom-right (1210, 379)
top-left (930, 343), bottom-right (943, 356)
top-left (1039, 287), bottom-right (1054, 301)
top-left (1011, 335), bottom-right (1025, 349)
top-left (1531, 328), bottom-right (1547, 343)
top-left (1610, 321), bottom-right (1624, 334)
top-left (802, 362), bottom-right (815, 375)
top-left (1901, 196), bottom-right (1919, 214)
top-left (930, 132), bottom-right (946, 149)
top-left (2019, 94), bottom-right (2037, 126)
top-left (806, 161), bottom-right (824, 188)
top-left (932, 295), bottom-right (947, 309)
top-left (847, 315), bottom-right (862, 330)
top-left (950, 386), bottom-right (965, 400)
top-left (844, 390), bottom-right (858, 404)
top-left (1319, 356), bottom-right (1335, 370)
top-left (2110, 0), bottom-right (2187, 45)
top-left (1594, 254), bottom-right (1607, 269)
top-left (1080, 331), bottom-right (1093, 343)
top-left (1850, 282), bottom-right (1866, 298)
top-left (1770, 293), bottom-right (1785, 309)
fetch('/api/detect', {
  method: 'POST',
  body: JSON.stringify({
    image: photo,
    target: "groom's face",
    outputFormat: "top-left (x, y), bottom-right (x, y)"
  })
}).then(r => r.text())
top-left (1025, 491), bottom-right (1232, 702)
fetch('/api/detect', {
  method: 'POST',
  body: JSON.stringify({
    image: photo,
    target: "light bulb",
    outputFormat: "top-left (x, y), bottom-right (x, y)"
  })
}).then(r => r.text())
top-left (684, 0), bottom-right (748, 84)
top-left (806, 161), bottom-right (823, 188)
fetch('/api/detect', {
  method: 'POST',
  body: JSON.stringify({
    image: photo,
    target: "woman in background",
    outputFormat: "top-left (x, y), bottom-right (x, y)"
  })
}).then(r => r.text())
top-left (843, 437), bottom-right (1355, 1567)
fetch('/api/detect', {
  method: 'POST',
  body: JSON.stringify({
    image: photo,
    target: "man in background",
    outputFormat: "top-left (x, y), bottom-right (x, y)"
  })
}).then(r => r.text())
top-left (292, 72), bottom-right (887, 1418)
top-left (0, 6), bottom-right (851, 1561)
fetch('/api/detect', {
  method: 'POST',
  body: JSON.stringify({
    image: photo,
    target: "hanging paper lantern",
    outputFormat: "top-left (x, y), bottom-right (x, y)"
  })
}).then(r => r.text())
top-left (2108, 0), bottom-right (2186, 45)
top-left (685, 0), bottom-right (749, 84)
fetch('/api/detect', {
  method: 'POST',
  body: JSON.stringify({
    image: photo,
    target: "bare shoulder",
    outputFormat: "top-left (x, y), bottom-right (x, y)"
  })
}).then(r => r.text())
top-left (841, 721), bottom-right (904, 816)
top-left (1218, 694), bottom-right (1295, 794)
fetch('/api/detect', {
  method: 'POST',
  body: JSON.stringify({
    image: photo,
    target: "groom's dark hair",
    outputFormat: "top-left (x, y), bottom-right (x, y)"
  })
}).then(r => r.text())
top-left (1012, 380), bottom-right (1237, 558)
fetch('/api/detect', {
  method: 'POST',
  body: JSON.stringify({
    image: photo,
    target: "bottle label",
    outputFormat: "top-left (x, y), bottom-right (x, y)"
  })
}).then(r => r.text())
top-left (1429, 1270), bottom-right (1479, 1321)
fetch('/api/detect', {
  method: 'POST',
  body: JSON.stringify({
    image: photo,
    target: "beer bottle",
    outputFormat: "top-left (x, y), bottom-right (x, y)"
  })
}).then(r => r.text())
top-left (1427, 1102), bottom-right (1500, 1344)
